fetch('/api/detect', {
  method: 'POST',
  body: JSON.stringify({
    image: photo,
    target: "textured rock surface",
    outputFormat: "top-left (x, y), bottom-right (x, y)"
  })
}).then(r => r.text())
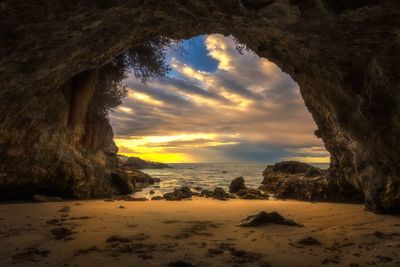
top-left (163, 186), bottom-right (193, 201)
top-left (1, 1), bottom-right (399, 212)
top-left (236, 188), bottom-right (269, 199)
top-left (261, 161), bottom-right (363, 202)
top-left (229, 177), bottom-right (246, 193)
top-left (238, 211), bottom-right (303, 227)
top-left (122, 156), bottom-right (172, 169)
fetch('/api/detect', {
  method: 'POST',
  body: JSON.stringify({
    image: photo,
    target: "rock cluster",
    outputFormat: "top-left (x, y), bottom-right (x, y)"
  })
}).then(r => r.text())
top-left (260, 161), bottom-right (362, 203)
top-left (161, 177), bottom-right (267, 201)
top-left (229, 177), bottom-right (268, 199)
top-left (210, 187), bottom-right (234, 200)
top-left (163, 186), bottom-right (194, 201)
top-left (236, 188), bottom-right (268, 200)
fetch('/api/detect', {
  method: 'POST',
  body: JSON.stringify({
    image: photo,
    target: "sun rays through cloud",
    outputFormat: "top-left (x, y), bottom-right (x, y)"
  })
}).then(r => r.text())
top-left (110, 34), bottom-right (329, 163)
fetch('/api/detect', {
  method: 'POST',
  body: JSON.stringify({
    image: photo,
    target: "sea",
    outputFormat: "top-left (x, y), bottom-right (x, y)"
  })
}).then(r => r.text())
top-left (133, 162), bottom-right (329, 199)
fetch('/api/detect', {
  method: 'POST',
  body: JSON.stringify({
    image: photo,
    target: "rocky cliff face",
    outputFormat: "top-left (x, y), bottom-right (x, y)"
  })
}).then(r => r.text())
top-left (1, 0), bottom-right (399, 212)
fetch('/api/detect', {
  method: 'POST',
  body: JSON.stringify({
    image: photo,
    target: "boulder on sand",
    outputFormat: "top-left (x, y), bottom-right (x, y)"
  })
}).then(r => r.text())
top-left (229, 177), bottom-right (267, 199)
top-left (212, 187), bottom-right (230, 200)
top-left (229, 177), bottom-right (246, 193)
top-left (238, 211), bottom-right (303, 227)
top-left (163, 186), bottom-right (193, 201)
top-left (200, 189), bottom-right (213, 198)
top-left (200, 188), bottom-right (234, 200)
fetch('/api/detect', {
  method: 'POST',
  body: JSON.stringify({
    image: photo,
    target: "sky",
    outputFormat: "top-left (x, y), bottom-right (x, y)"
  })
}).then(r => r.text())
top-left (109, 34), bottom-right (330, 164)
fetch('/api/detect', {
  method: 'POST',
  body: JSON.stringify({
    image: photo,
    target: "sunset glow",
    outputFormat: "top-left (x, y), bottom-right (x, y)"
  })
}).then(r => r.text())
top-left (110, 34), bottom-right (330, 163)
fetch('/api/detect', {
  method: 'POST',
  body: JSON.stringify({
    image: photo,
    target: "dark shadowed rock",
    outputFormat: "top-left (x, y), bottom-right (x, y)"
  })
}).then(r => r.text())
top-left (151, 196), bottom-right (164, 200)
top-left (164, 186), bottom-right (193, 201)
top-left (229, 177), bottom-right (246, 193)
top-left (236, 188), bottom-right (268, 199)
top-left (268, 161), bottom-right (310, 174)
top-left (200, 189), bottom-right (213, 198)
top-left (213, 187), bottom-right (228, 200)
top-left (305, 166), bottom-right (323, 178)
top-left (123, 156), bottom-right (172, 169)
top-left (239, 211), bottom-right (303, 227)
top-left (124, 169), bottom-right (155, 185)
top-left (111, 172), bottom-right (135, 195)
top-left (32, 194), bottom-right (63, 202)
top-left (261, 161), bottom-right (363, 203)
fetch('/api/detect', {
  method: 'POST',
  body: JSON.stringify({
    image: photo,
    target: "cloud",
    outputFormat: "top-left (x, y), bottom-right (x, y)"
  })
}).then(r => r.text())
top-left (110, 34), bottom-right (329, 163)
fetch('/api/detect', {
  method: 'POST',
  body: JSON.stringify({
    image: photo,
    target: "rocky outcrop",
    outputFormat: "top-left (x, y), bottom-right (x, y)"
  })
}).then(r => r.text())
top-left (124, 168), bottom-right (159, 185)
top-left (261, 161), bottom-right (363, 203)
top-left (229, 177), bottom-right (246, 193)
top-left (199, 187), bottom-right (234, 200)
top-left (163, 186), bottom-right (193, 201)
top-left (121, 156), bottom-right (172, 169)
top-left (229, 177), bottom-right (268, 199)
top-left (236, 188), bottom-right (268, 200)
top-left (212, 187), bottom-right (234, 200)
top-left (1, 1), bottom-right (399, 212)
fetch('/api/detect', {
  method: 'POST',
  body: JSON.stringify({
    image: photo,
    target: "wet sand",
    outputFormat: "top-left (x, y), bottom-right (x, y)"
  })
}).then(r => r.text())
top-left (0, 199), bottom-right (399, 266)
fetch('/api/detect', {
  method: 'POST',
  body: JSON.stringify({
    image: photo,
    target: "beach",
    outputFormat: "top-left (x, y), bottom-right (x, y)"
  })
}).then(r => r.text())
top-left (1, 198), bottom-right (399, 266)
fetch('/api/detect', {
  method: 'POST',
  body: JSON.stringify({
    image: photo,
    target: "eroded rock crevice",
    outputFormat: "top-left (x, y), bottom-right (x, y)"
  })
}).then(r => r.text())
top-left (0, 0), bottom-right (399, 213)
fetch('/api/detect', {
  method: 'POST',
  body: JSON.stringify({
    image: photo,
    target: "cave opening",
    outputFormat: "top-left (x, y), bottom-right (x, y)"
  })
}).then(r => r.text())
top-left (97, 34), bottom-right (331, 198)
top-left (2, 2), bottom-right (400, 266)
top-left (1, 1), bottom-right (399, 214)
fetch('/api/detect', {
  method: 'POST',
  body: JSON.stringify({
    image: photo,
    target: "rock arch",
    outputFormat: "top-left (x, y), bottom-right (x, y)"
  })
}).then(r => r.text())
top-left (0, 0), bottom-right (399, 213)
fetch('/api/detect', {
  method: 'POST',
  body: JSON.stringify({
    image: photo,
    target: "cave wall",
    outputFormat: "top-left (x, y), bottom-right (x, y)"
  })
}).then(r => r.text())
top-left (0, 0), bottom-right (399, 212)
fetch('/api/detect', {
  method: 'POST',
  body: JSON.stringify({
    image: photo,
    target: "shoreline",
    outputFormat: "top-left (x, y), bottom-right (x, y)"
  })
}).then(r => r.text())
top-left (1, 198), bottom-right (399, 266)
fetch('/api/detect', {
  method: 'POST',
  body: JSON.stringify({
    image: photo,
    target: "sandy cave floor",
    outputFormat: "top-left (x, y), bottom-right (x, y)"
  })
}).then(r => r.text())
top-left (0, 198), bottom-right (400, 267)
